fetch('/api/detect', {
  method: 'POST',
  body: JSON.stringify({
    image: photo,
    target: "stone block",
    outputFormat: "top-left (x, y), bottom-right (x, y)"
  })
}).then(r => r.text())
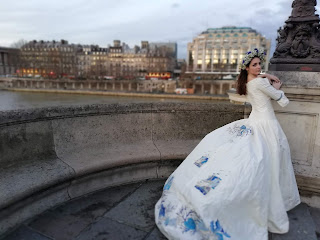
top-left (27, 183), bottom-right (141, 240)
top-left (0, 121), bottom-right (56, 165)
top-left (75, 217), bottom-right (147, 240)
top-left (67, 163), bottom-right (158, 199)
top-left (0, 183), bottom-right (70, 236)
top-left (2, 225), bottom-right (51, 240)
top-left (52, 112), bottom-right (160, 175)
top-left (104, 180), bottom-right (164, 232)
top-left (309, 207), bottom-right (320, 238)
top-left (145, 227), bottom-right (167, 240)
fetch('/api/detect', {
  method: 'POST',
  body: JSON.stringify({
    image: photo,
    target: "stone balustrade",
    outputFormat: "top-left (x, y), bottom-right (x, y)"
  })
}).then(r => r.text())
top-left (0, 102), bottom-right (245, 235)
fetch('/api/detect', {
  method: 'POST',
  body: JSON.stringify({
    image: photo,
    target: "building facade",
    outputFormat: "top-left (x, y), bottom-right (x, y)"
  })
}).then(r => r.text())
top-left (0, 47), bottom-right (19, 76)
top-left (187, 26), bottom-right (271, 73)
top-left (19, 40), bottom-right (80, 78)
top-left (19, 39), bottom-right (177, 80)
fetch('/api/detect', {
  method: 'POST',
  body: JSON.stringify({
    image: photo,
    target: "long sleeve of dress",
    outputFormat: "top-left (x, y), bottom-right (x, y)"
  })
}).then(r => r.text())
top-left (258, 78), bottom-right (289, 107)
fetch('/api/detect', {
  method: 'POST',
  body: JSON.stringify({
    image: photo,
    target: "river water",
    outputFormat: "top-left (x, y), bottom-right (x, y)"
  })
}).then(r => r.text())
top-left (0, 90), bottom-right (228, 111)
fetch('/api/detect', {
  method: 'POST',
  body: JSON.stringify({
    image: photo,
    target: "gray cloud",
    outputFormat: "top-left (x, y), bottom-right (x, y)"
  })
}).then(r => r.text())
top-left (171, 3), bottom-right (180, 8)
top-left (1, 0), bottom-right (315, 59)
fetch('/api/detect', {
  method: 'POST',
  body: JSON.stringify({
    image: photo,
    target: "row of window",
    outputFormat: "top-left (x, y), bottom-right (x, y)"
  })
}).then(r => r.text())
top-left (23, 47), bottom-right (75, 52)
top-left (206, 33), bottom-right (250, 38)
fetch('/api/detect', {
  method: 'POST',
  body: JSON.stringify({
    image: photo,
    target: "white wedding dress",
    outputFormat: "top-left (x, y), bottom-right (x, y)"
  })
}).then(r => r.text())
top-left (155, 77), bottom-right (300, 240)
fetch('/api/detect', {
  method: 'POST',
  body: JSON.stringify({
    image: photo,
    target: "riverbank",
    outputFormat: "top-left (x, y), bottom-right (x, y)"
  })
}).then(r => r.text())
top-left (1, 87), bottom-right (229, 101)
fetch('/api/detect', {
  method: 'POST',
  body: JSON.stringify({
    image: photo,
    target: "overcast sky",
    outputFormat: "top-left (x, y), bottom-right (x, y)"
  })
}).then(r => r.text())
top-left (1, 0), bottom-right (319, 59)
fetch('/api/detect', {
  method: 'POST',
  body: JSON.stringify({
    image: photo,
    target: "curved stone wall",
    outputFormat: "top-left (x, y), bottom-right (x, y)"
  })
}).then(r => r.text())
top-left (0, 102), bottom-right (245, 235)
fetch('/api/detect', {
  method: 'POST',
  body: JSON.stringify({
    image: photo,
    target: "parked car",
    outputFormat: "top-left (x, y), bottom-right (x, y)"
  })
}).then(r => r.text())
top-left (103, 76), bottom-right (114, 80)
top-left (174, 88), bottom-right (188, 94)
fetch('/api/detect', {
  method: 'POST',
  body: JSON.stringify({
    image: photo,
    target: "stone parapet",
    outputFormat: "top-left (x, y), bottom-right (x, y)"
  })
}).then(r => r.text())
top-left (0, 102), bottom-right (244, 236)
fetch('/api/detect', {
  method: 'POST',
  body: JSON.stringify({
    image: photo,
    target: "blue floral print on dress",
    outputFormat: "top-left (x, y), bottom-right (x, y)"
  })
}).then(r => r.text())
top-left (210, 220), bottom-right (231, 240)
top-left (164, 176), bottom-right (174, 191)
top-left (184, 218), bottom-right (196, 232)
top-left (159, 204), bottom-right (166, 217)
top-left (194, 156), bottom-right (209, 167)
top-left (227, 123), bottom-right (253, 137)
top-left (195, 174), bottom-right (221, 195)
top-left (177, 207), bottom-right (200, 234)
top-left (158, 201), bottom-right (231, 239)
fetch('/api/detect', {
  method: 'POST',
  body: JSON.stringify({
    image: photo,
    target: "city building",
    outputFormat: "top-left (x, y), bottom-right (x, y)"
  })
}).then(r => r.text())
top-left (0, 47), bottom-right (20, 76)
top-left (19, 40), bottom-right (80, 78)
top-left (18, 39), bottom-right (177, 80)
top-left (149, 42), bottom-right (178, 58)
top-left (187, 26), bottom-right (271, 74)
top-left (103, 40), bottom-right (176, 80)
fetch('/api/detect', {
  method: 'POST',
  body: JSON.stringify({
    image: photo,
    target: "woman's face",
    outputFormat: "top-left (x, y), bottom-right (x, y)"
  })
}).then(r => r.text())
top-left (246, 57), bottom-right (262, 76)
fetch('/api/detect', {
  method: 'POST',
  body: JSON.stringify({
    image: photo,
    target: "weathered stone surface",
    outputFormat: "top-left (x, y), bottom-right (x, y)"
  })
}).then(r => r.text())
top-left (267, 71), bottom-right (320, 88)
top-left (28, 183), bottom-right (140, 240)
top-left (0, 183), bottom-right (70, 236)
top-left (0, 121), bottom-right (75, 210)
top-left (28, 211), bottom-right (89, 240)
top-left (52, 112), bottom-right (160, 175)
top-left (0, 159), bottom-right (74, 210)
top-left (145, 227), bottom-right (168, 240)
top-left (104, 180), bottom-right (164, 232)
top-left (3, 225), bottom-right (52, 240)
top-left (156, 160), bottom-right (182, 179)
top-left (67, 163), bottom-right (158, 199)
top-left (75, 217), bottom-right (147, 240)
top-left (0, 103), bottom-right (154, 125)
top-left (0, 121), bottom-right (56, 164)
top-left (309, 207), bottom-right (320, 239)
top-left (271, 203), bottom-right (317, 240)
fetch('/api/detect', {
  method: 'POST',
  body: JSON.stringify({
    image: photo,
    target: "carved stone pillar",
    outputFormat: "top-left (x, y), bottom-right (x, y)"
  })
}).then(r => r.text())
top-left (270, 0), bottom-right (320, 71)
top-left (267, 0), bottom-right (320, 207)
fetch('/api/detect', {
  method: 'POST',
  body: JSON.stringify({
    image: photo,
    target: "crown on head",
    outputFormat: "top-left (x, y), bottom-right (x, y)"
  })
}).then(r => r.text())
top-left (240, 48), bottom-right (266, 70)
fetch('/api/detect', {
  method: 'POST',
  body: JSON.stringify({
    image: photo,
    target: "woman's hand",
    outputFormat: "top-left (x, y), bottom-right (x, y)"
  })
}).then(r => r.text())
top-left (259, 73), bottom-right (280, 84)
top-left (272, 81), bottom-right (282, 90)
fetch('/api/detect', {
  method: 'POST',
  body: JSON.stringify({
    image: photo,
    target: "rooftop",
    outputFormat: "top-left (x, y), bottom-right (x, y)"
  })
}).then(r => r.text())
top-left (202, 26), bottom-right (259, 35)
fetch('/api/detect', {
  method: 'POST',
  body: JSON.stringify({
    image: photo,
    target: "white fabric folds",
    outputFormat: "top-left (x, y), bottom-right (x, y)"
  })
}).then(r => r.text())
top-left (155, 77), bottom-right (300, 240)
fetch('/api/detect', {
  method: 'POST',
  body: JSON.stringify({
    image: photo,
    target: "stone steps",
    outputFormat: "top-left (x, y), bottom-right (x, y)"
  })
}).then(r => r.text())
top-left (1, 180), bottom-right (319, 240)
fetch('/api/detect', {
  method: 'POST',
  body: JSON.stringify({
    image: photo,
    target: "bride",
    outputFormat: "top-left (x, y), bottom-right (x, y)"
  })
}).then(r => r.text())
top-left (154, 48), bottom-right (300, 240)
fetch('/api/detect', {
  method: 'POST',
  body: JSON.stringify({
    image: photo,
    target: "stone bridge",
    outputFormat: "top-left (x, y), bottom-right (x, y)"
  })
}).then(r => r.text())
top-left (0, 102), bottom-right (319, 239)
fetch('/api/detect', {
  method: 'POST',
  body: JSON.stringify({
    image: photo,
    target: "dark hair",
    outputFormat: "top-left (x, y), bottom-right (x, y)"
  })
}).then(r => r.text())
top-left (236, 56), bottom-right (261, 95)
top-left (236, 69), bottom-right (248, 95)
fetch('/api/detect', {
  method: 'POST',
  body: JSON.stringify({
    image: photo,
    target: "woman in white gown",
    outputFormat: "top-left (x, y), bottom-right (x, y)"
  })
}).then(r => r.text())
top-left (154, 48), bottom-right (300, 240)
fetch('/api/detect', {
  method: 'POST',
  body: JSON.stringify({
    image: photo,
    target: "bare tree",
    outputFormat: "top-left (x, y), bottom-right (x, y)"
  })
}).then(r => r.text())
top-left (10, 39), bottom-right (28, 49)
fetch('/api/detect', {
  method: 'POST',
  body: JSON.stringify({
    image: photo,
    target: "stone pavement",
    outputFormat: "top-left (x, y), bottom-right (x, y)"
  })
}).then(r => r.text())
top-left (1, 180), bottom-right (319, 240)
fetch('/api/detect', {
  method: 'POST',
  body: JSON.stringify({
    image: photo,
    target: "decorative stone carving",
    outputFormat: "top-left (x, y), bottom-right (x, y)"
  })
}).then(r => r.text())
top-left (291, 25), bottom-right (311, 57)
top-left (291, 0), bottom-right (316, 18)
top-left (270, 0), bottom-right (320, 71)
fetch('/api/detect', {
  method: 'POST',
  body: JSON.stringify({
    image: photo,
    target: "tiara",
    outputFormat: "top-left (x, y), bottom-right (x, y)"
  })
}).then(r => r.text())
top-left (240, 48), bottom-right (266, 70)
